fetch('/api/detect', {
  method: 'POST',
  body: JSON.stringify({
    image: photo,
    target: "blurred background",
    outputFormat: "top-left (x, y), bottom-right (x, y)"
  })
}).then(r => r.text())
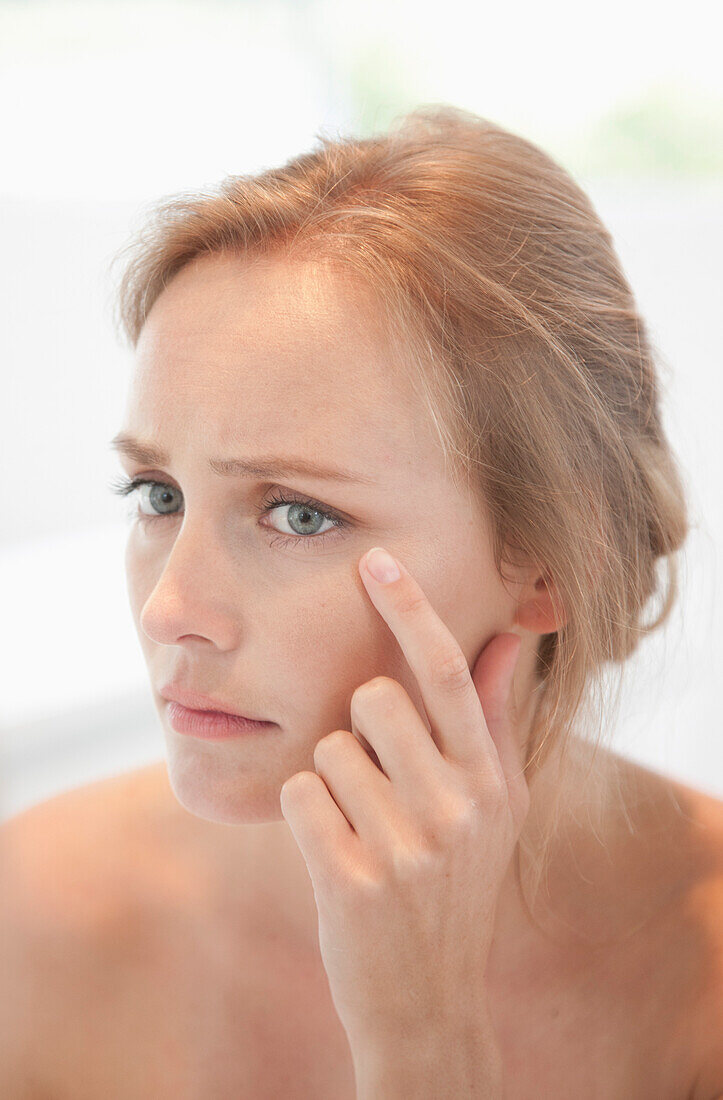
top-left (1, 0), bottom-right (721, 821)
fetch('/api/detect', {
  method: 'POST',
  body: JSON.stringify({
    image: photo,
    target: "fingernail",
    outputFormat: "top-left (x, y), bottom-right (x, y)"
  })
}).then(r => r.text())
top-left (364, 547), bottom-right (401, 584)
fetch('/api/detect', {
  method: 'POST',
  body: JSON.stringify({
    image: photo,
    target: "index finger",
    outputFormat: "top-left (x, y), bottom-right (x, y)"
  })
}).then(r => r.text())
top-left (358, 547), bottom-right (499, 772)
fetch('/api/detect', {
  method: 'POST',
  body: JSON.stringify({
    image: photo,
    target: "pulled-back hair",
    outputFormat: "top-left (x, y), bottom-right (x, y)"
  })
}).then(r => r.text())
top-left (111, 104), bottom-right (690, 912)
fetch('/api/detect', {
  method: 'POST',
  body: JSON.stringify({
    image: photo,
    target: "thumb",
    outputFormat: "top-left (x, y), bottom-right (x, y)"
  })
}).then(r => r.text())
top-left (471, 632), bottom-right (528, 820)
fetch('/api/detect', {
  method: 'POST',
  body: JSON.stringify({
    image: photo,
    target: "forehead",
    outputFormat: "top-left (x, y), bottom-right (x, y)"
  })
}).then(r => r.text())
top-left (128, 251), bottom-right (438, 472)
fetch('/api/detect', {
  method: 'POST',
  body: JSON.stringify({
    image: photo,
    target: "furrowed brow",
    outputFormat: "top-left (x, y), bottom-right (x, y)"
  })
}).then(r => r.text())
top-left (108, 432), bottom-right (377, 485)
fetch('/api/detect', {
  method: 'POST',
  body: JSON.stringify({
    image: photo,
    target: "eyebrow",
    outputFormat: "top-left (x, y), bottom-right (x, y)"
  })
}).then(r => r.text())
top-left (108, 432), bottom-right (377, 485)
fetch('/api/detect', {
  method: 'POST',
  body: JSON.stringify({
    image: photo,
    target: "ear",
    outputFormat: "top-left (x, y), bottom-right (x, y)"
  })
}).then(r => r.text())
top-left (512, 568), bottom-right (566, 635)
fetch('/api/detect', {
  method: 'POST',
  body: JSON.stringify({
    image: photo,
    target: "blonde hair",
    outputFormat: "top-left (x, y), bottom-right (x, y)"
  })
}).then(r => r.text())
top-left (111, 105), bottom-right (690, 919)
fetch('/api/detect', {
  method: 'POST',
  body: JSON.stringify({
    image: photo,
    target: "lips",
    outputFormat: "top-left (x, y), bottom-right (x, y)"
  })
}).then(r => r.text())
top-left (159, 683), bottom-right (271, 723)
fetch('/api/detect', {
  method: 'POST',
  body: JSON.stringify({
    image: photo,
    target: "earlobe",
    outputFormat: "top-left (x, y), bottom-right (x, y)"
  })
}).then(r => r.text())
top-left (512, 572), bottom-right (566, 635)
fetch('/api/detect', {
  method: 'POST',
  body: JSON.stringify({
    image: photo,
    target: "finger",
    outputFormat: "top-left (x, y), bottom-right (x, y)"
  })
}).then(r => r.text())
top-left (279, 769), bottom-right (356, 885)
top-left (470, 632), bottom-right (529, 820)
top-left (350, 676), bottom-right (448, 795)
top-left (312, 728), bottom-right (398, 848)
top-left (358, 547), bottom-right (494, 770)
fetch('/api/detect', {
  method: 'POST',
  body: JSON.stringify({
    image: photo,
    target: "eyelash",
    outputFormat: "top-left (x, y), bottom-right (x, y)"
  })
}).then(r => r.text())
top-left (107, 476), bottom-right (349, 550)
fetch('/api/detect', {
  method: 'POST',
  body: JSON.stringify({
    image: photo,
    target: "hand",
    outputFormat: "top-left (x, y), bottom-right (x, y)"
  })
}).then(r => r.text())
top-left (279, 546), bottom-right (529, 1052)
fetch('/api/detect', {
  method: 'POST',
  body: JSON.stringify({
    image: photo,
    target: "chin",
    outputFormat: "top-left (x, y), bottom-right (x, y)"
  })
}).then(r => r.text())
top-left (163, 741), bottom-right (287, 825)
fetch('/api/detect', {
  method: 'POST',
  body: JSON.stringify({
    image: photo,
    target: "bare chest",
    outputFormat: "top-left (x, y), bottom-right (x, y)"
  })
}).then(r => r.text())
top-left (40, 913), bottom-right (689, 1100)
top-left (40, 908), bottom-right (358, 1100)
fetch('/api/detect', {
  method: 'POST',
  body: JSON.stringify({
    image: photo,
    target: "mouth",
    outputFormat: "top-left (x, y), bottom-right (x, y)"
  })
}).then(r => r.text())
top-left (158, 682), bottom-right (273, 723)
top-left (164, 701), bottom-right (277, 740)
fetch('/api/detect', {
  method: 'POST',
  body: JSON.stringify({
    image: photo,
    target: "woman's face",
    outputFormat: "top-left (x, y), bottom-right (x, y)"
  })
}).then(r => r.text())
top-left (116, 251), bottom-right (532, 824)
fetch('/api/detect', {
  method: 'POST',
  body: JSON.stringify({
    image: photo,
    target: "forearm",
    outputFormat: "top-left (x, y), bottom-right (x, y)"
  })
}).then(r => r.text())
top-left (351, 1010), bottom-right (505, 1100)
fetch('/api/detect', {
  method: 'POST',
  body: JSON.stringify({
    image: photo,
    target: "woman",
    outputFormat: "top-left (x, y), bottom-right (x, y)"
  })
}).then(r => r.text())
top-left (2, 105), bottom-right (721, 1098)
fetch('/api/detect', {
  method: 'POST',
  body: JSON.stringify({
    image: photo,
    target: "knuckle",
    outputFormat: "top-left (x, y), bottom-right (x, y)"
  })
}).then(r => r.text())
top-left (313, 728), bottom-right (350, 764)
top-left (428, 645), bottom-right (471, 694)
top-left (280, 770), bottom-right (318, 801)
top-left (479, 771), bottom-right (510, 815)
top-left (390, 838), bottom-right (439, 882)
top-left (351, 676), bottom-right (399, 716)
top-left (394, 587), bottom-right (429, 618)
top-left (432, 791), bottom-right (482, 840)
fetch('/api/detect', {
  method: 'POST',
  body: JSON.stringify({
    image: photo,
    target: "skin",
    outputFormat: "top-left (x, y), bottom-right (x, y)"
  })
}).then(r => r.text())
top-left (116, 248), bottom-right (608, 981)
top-left (3, 245), bottom-right (718, 1097)
top-left (277, 555), bottom-right (528, 1089)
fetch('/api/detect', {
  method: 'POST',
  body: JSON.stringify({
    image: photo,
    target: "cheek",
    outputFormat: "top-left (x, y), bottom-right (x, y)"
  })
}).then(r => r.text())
top-left (280, 585), bottom-right (368, 685)
top-left (421, 538), bottom-right (512, 653)
top-left (278, 581), bottom-right (403, 730)
top-left (124, 537), bottom-right (158, 620)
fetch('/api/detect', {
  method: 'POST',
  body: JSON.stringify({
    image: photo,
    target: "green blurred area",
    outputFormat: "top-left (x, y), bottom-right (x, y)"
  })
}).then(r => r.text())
top-left (562, 83), bottom-right (723, 178)
top-left (347, 56), bottom-right (723, 179)
top-left (2, 0), bottom-right (721, 183)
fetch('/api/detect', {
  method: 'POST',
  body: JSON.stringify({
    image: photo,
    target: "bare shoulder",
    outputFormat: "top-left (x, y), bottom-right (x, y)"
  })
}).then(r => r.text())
top-left (546, 752), bottom-right (723, 1098)
top-left (0, 763), bottom-right (187, 1096)
top-left (647, 774), bottom-right (721, 1100)
top-left (0, 761), bottom-right (199, 950)
top-left (1, 761), bottom-right (179, 935)
top-left (670, 779), bottom-right (723, 1100)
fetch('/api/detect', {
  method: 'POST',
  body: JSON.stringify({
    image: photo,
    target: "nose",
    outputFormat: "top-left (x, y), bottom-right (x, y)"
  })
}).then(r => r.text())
top-left (138, 517), bottom-right (242, 649)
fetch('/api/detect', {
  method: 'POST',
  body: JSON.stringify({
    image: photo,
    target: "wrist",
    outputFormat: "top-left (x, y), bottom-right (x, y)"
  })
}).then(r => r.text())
top-left (350, 1011), bottom-right (505, 1099)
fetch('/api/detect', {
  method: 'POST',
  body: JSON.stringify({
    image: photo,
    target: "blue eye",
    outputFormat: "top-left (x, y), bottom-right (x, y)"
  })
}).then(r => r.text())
top-left (261, 488), bottom-right (344, 546)
top-left (107, 476), bottom-right (349, 550)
